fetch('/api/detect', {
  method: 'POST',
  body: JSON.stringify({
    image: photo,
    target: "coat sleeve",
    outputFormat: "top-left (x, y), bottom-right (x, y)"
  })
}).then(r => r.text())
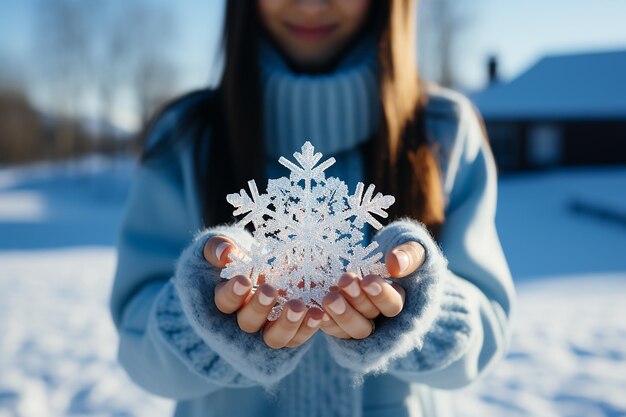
top-left (109, 114), bottom-right (312, 400)
top-left (324, 98), bottom-right (515, 389)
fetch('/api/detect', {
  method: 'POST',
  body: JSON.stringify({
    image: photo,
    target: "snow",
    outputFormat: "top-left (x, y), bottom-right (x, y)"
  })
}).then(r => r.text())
top-left (0, 156), bottom-right (132, 250)
top-left (0, 191), bottom-right (46, 221)
top-left (0, 157), bottom-right (625, 416)
top-left (454, 274), bottom-right (626, 417)
top-left (496, 167), bottom-right (626, 278)
top-left (0, 248), bottom-right (173, 417)
top-left (470, 50), bottom-right (626, 120)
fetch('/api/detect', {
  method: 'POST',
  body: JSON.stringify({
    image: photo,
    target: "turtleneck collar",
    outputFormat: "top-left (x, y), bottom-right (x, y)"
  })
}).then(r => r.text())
top-left (259, 35), bottom-right (381, 160)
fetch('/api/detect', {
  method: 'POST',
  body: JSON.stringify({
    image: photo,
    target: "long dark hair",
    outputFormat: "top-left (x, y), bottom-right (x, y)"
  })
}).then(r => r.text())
top-left (141, 0), bottom-right (445, 237)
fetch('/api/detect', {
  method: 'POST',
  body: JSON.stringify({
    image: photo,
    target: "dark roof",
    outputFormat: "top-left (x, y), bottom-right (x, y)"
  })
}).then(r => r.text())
top-left (470, 49), bottom-right (626, 120)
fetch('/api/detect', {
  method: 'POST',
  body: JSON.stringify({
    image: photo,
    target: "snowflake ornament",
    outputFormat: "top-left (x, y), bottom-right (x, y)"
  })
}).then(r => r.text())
top-left (222, 141), bottom-right (395, 320)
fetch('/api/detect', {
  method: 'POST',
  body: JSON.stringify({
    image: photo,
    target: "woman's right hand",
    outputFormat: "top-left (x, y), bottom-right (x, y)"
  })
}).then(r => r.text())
top-left (203, 236), bottom-right (324, 349)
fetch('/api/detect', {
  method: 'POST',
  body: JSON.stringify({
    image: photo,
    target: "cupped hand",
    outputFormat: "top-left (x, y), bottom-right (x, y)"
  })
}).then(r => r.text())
top-left (320, 241), bottom-right (426, 339)
top-left (204, 236), bottom-right (323, 349)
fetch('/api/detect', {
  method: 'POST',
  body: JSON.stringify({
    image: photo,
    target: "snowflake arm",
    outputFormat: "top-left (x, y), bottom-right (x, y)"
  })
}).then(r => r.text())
top-left (226, 180), bottom-right (267, 227)
top-left (347, 241), bottom-right (389, 278)
top-left (347, 182), bottom-right (396, 230)
top-left (278, 141), bottom-right (336, 185)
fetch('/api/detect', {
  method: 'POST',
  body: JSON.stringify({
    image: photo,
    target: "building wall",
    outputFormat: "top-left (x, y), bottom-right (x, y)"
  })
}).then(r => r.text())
top-left (563, 120), bottom-right (626, 166)
top-left (484, 119), bottom-right (626, 172)
top-left (483, 121), bottom-right (524, 171)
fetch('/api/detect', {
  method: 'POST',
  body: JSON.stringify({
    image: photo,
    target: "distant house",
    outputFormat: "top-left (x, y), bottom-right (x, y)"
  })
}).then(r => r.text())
top-left (470, 50), bottom-right (626, 171)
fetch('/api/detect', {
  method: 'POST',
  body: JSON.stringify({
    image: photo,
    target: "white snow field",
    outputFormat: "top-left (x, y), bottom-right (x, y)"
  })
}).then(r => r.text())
top-left (454, 274), bottom-right (626, 417)
top-left (0, 248), bottom-right (173, 417)
top-left (0, 157), bottom-right (625, 417)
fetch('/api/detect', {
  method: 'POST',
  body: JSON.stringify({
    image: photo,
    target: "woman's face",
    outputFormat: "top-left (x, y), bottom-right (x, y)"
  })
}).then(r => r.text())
top-left (257, 0), bottom-right (372, 71)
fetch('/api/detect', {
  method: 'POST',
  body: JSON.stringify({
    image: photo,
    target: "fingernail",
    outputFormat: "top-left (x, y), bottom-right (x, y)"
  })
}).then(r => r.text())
top-left (394, 250), bottom-right (410, 275)
top-left (322, 313), bottom-right (330, 322)
top-left (287, 308), bottom-right (305, 322)
top-left (258, 289), bottom-right (274, 306)
top-left (343, 280), bottom-right (361, 298)
top-left (215, 242), bottom-right (231, 261)
top-left (363, 282), bottom-right (382, 296)
top-left (307, 317), bottom-right (321, 328)
top-left (328, 296), bottom-right (346, 315)
top-left (232, 280), bottom-right (248, 296)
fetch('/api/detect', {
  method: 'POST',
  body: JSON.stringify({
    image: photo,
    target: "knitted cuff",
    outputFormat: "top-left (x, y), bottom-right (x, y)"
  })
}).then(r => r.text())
top-left (324, 217), bottom-right (449, 377)
top-left (151, 280), bottom-right (257, 388)
top-left (388, 275), bottom-right (476, 374)
top-left (163, 224), bottom-right (313, 389)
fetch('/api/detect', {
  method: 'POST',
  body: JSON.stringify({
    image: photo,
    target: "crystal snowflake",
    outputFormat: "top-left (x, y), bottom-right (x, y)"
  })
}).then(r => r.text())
top-left (221, 141), bottom-right (395, 319)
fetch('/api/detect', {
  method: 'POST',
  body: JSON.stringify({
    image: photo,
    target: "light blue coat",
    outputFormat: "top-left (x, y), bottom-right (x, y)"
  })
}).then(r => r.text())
top-left (110, 83), bottom-right (515, 417)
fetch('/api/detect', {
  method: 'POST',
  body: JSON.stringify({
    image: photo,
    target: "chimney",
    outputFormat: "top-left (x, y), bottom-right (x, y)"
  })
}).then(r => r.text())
top-left (488, 55), bottom-right (499, 85)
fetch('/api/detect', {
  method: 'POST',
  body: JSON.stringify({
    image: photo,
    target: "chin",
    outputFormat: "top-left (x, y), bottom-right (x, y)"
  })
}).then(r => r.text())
top-left (286, 48), bottom-right (340, 72)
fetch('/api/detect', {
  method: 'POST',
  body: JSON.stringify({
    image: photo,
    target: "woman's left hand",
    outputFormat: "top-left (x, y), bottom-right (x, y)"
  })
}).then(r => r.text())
top-left (320, 241), bottom-right (426, 339)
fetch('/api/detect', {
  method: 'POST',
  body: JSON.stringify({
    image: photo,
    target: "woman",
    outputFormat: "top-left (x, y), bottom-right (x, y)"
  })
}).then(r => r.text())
top-left (110, 1), bottom-right (515, 416)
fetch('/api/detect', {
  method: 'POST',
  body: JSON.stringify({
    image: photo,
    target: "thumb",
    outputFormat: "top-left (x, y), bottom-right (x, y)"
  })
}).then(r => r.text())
top-left (385, 241), bottom-right (426, 278)
top-left (203, 236), bottom-right (240, 268)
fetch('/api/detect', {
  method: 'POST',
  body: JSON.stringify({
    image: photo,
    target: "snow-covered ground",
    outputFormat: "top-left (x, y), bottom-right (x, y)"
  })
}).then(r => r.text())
top-left (0, 248), bottom-right (173, 417)
top-left (0, 157), bottom-right (625, 417)
top-left (454, 274), bottom-right (626, 417)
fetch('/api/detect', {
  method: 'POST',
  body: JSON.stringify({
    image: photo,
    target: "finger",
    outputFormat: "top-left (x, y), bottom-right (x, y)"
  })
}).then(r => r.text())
top-left (204, 236), bottom-right (240, 268)
top-left (236, 284), bottom-right (277, 333)
top-left (319, 313), bottom-right (351, 339)
top-left (361, 274), bottom-right (405, 317)
top-left (262, 300), bottom-right (307, 349)
top-left (386, 241), bottom-right (425, 278)
top-left (319, 287), bottom-right (352, 338)
top-left (323, 291), bottom-right (373, 340)
top-left (214, 275), bottom-right (252, 314)
top-left (337, 273), bottom-right (380, 319)
top-left (285, 307), bottom-right (324, 348)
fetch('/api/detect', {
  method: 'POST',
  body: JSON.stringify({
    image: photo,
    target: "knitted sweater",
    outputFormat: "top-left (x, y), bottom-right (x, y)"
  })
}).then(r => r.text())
top-left (110, 41), bottom-right (515, 417)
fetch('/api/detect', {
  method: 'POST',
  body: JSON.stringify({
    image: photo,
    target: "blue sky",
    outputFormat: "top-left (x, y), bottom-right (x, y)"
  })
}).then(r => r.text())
top-left (464, 0), bottom-right (626, 88)
top-left (1, 0), bottom-right (624, 128)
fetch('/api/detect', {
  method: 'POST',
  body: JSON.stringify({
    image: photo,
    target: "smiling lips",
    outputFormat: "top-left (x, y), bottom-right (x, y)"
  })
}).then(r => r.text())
top-left (284, 22), bottom-right (338, 41)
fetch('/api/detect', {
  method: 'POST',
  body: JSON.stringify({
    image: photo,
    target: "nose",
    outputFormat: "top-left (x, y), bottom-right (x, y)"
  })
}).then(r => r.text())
top-left (295, 0), bottom-right (328, 16)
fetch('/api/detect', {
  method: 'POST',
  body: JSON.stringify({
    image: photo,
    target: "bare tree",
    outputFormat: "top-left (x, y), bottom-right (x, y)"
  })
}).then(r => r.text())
top-left (418, 0), bottom-right (475, 88)
top-left (0, 90), bottom-right (43, 165)
top-left (126, 4), bottom-right (178, 128)
top-left (0, 55), bottom-right (44, 165)
top-left (34, 0), bottom-right (179, 162)
top-left (96, 1), bottom-right (179, 151)
top-left (35, 0), bottom-right (96, 159)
